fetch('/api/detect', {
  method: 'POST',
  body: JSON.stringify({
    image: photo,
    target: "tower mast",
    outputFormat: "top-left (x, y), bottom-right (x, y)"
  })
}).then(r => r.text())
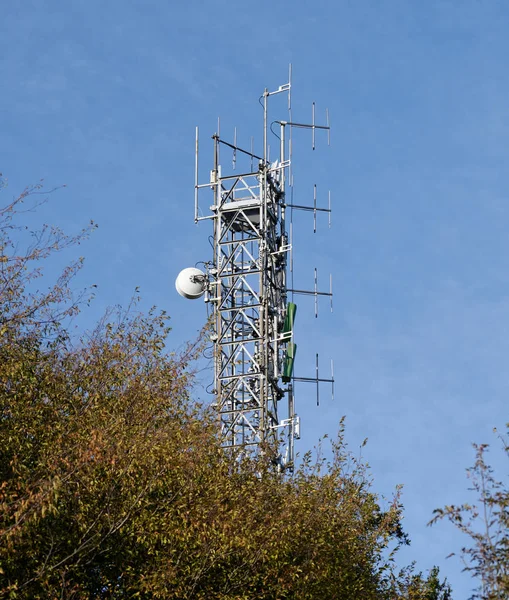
top-left (181, 70), bottom-right (333, 469)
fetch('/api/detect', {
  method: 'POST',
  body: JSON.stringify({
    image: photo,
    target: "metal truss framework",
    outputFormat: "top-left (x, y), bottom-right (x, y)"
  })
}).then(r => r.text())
top-left (194, 73), bottom-right (331, 469)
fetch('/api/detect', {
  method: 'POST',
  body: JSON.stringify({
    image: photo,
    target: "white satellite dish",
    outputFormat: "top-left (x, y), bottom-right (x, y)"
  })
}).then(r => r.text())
top-left (175, 267), bottom-right (206, 300)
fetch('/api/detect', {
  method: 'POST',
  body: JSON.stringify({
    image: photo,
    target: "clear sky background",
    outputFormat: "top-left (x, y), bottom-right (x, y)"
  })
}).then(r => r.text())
top-left (1, 1), bottom-right (508, 596)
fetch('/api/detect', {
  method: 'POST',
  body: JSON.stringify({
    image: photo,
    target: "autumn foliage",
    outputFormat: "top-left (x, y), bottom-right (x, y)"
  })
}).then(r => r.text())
top-left (430, 430), bottom-right (509, 600)
top-left (0, 183), bottom-right (451, 598)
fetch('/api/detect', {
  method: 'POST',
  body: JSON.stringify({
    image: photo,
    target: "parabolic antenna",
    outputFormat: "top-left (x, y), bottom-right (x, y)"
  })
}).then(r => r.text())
top-left (175, 267), bottom-right (206, 300)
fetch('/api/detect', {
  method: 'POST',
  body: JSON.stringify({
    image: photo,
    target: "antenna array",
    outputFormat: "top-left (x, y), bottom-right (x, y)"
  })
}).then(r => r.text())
top-left (178, 67), bottom-right (334, 470)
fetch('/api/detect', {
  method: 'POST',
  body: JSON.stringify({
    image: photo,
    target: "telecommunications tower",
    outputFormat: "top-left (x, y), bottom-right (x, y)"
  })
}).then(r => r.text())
top-left (176, 67), bottom-right (334, 470)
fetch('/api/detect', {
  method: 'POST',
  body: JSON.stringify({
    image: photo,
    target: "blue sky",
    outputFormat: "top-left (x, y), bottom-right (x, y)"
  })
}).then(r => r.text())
top-left (2, 0), bottom-right (508, 595)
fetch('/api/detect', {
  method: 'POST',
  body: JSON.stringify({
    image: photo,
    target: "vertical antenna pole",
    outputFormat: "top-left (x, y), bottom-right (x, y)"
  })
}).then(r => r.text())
top-left (260, 89), bottom-right (268, 441)
top-left (331, 360), bottom-right (335, 401)
top-left (288, 65), bottom-right (293, 184)
top-left (328, 190), bottom-right (331, 228)
top-left (212, 132), bottom-right (221, 430)
top-left (314, 267), bottom-right (318, 318)
top-left (289, 222), bottom-right (294, 273)
top-left (233, 127), bottom-right (237, 169)
top-left (290, 175), bottom-right (294, 299)
top-left (326, 108), bottom-right (330, 146)
top-left (330, 274), bottom-right (333, 312)
top-left (217, 117), bottom-right (221, 164)
top-left (313, 184), bottom-right (317, 233)
top-left (263, 90), bottom-right (268, 165)
top-left (194, 126), bottom-right (199, 223)
top-left (280, 122), bottom-right (286, 226)
top-left (288, 63), bottom-right (292, 111)
top-left (316, 353), bottom-right (320, 406)
top-left (312, 102), bottom-right (316, 150)
top-left (289, 128), bottom-right (293, 183)
top-left (288, 383), bottom-right (294, 466)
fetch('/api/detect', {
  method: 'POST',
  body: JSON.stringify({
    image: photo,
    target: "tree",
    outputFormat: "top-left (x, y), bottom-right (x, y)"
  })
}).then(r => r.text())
top-left (430, 427), bottom-right (509, 600)
top-left (0, 182), bottom-right (451, 598)
top-left (0, 177), bottom-right (96, 338)
top-left (394, 565), bottom-right (452, 600)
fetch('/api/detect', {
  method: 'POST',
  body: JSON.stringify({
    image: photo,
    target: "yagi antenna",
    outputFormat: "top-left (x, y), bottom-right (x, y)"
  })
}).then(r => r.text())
top-left (288, 268), bottom-right (333, 317)
top-left (287, 184), bottom-right (332, 233)
top-left (178, 67), bottom-right (334, 472)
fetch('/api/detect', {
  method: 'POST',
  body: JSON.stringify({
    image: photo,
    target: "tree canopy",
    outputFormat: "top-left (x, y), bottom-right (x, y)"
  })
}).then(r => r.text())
top-left (430, 427), bottom-right (509, 600)
top-left (0, 182), bottom-right (452, 598)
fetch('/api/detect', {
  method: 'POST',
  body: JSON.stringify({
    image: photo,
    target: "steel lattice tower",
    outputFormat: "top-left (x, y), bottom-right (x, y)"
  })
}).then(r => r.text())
top-left (178, 70), bottom-right (332, 470)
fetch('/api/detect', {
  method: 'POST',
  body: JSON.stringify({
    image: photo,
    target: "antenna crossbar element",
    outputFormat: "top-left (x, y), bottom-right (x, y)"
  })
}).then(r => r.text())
top-left (286, 185), bottom-right (332, 232)
top-left (293, 356), bottom-right (335, 406)
top-left (289, 269), bottom-right (333, 316)
top-left (217, 136), bottom-right (264, 162)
